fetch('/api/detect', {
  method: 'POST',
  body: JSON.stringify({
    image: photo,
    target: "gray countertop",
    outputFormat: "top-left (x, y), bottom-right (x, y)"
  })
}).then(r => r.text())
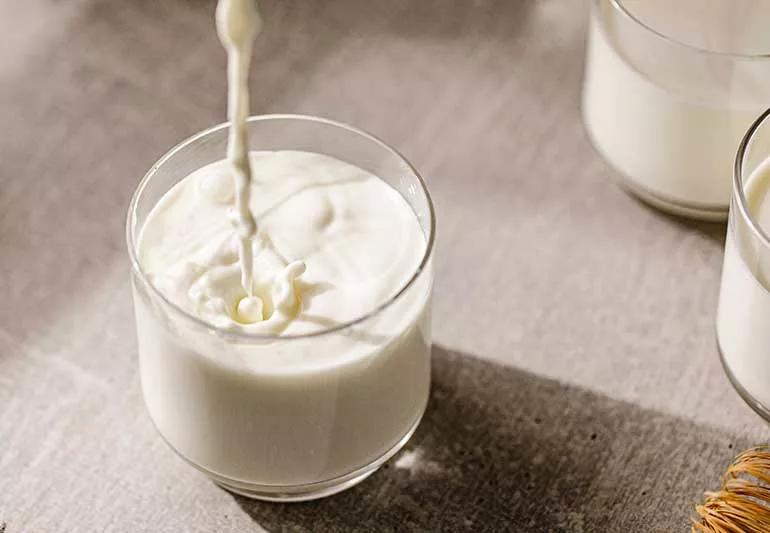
top-left (1, 0), bottom-right (768, 531)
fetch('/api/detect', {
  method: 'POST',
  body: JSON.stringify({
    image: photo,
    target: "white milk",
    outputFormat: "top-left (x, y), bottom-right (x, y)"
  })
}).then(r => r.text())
top-left (216, 0), bottom-right (260, 299)
top-left (718, 158), bottom-right (770, 409)
top-left (134, 151), bottom-right (431, 488)
top-left (582, 3), bottom-right (766, 219)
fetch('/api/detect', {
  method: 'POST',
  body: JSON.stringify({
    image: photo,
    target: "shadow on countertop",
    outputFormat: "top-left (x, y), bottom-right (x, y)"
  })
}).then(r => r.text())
top-left (232, 345), bottom-right (750, 532)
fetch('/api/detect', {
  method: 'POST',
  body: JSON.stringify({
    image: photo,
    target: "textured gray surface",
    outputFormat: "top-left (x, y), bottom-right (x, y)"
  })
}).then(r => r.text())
top-left (1, 0), bottom-right (769, 531)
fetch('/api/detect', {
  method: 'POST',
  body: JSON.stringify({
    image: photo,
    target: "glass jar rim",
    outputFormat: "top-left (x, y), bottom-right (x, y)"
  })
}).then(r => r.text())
top-left (126, 113), bottom-right (436, 342)
top-left (605, 0), bottom-right (770, 60)
top-left (734, 107), bottom-right (770, 250)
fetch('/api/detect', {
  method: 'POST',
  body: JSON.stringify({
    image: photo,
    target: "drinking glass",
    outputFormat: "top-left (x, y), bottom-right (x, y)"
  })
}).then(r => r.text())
top-left (583, 0), bottom-right (770, 220)
top-left (126, 115), bottom-right (435, 501)
top-left (717, 107), bottom-right (770, 420)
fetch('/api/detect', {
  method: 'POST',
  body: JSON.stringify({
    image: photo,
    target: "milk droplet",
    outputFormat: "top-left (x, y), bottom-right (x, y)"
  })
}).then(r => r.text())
top-left (236, 295), bottom-right (264, 323)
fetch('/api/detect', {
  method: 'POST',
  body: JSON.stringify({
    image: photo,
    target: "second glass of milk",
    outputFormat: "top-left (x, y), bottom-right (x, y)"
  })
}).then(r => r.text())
top-left (126, 115), bottom-right (435, 501)
top-left (583, 0), bottom-right (770, 221)
top-left (717, 108), bottom-right (770, 420)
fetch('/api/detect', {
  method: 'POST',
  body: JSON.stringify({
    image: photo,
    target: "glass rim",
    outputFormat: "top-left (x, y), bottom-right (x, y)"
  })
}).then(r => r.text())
top-left (126, 113), bottom-right (436, 342)
top-left (734, 106), bottom-right (770, 249)
top-left (605, 0), bottom-right (770, 60)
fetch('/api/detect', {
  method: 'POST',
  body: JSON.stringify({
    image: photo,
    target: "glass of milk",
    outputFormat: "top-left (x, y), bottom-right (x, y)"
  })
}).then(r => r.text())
top-left (717, 108), bottom-right (770, 420)
top-left (126, 115), bottom-right (435, 501)
top-left (582, 0), bottom-right (770, 221)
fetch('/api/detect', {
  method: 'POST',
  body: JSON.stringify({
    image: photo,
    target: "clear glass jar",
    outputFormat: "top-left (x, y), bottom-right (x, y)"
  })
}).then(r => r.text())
top-left (583, 0), bottom-right (770, 221)
top-left (717, 107), bottom-right (770, 420)
top-left (126, 115), bottom-right (435, 501)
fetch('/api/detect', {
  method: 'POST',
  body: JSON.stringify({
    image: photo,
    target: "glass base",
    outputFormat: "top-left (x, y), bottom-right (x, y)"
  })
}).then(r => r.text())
top-left (216, 466), bottom-right (378, 502)
top-left (165, 411), bottom-right (424, 502)
top-left (581, 112), bottom-right (728, 222)
top-left (717, 335), bottom-right (770, 423)
top-left (613, 173), bottom-right (728, 223)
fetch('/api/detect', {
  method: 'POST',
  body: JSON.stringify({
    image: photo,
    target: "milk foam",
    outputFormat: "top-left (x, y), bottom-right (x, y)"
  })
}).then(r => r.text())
top-left (138, 151), bottom-right (426, 336)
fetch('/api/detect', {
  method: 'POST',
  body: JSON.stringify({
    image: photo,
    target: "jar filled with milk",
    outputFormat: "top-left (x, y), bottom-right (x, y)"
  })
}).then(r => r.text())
top-left (717, 109), bottom-right (770, 420)
top-left (583, 0), bottom-right (770, 221)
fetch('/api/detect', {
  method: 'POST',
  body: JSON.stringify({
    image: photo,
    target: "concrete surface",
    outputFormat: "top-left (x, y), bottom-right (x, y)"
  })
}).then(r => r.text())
top-left (1, 0), bottom-right (768, 531)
